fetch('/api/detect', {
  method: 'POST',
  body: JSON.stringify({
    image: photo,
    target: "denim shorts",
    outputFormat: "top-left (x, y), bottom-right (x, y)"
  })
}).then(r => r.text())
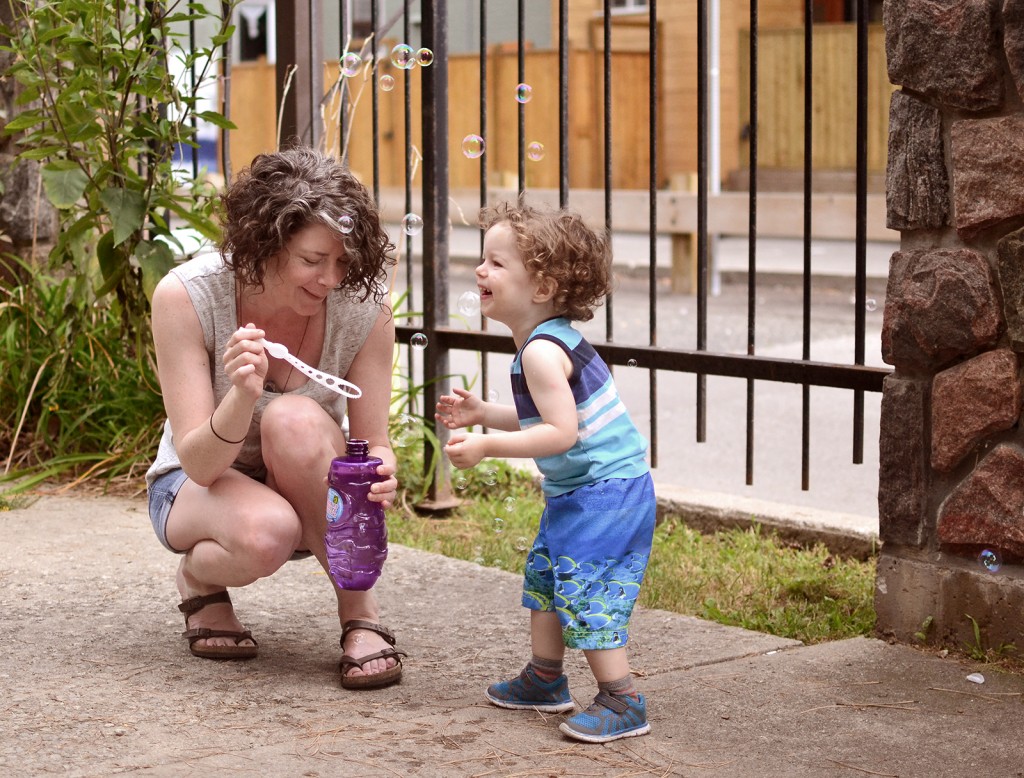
top-left (146, 467), bottom-right (314, 559)
top-left (147, 468), bottom-right (190, 553)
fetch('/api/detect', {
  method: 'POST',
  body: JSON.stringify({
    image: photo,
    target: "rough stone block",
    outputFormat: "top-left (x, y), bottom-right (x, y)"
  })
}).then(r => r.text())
top-left (878, 376), bottom-right (928, 547)
top-left (996, 226), bottom-right (1024, 350)
top-left (885, 0), bottom-right (1003, 111)
top-left (882, 248), bottom-right (1002, 372)
top-left (931, 349), bottom-right (1022, 472)
top-left (1004, 0), bottom-right (1024, 102)
top-left (886, 91), bottom-right (949, 231)
top-left (951, 116), bottom-right (1024, 236)
top-left (938, 444), bottom-right (1024, 557)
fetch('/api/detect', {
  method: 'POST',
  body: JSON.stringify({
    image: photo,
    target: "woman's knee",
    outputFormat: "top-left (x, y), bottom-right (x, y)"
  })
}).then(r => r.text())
top-left (234, 505), bottom-right (302, 575)
top-left (261, 395), bottom-right (342, 469)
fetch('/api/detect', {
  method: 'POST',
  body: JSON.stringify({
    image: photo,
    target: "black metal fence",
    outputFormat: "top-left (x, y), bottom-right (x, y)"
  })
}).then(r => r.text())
top-left (202, 0), bottom-right (892, 509)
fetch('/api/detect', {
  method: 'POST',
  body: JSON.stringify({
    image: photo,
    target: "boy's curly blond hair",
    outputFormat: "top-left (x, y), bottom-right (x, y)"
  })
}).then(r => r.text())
top-left (479, 201), bottom-right (612, 322)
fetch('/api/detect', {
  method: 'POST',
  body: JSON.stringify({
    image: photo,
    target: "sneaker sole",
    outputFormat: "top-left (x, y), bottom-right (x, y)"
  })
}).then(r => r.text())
top-left (485, 692), bottom-right (575, 713)
top-left (558, 721), bottom-right (651, 743)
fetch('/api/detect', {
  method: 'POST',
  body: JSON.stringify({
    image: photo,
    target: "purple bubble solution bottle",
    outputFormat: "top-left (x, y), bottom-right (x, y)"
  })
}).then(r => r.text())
top-left (325, 439), bottom-right (388, 590)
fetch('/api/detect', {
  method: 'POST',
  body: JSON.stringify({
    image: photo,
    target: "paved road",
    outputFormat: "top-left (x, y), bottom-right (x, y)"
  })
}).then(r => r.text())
top-left (392, 231), bottom-right (892, 525)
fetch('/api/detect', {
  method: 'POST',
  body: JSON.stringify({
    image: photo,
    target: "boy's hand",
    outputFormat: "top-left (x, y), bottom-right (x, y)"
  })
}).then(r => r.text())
top-left (435, 387), bottom-right (483, 430)
top-left (444, 432), bottom-right (486, 469)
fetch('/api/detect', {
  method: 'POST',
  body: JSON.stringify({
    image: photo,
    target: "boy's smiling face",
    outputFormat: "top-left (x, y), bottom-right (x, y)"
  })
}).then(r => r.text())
top-left (476, 221), bottom-right (553, 336)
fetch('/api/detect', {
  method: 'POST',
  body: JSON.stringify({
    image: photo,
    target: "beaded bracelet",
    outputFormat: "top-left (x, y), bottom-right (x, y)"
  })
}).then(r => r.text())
top-left (209, 415), bottom-right (246, 445)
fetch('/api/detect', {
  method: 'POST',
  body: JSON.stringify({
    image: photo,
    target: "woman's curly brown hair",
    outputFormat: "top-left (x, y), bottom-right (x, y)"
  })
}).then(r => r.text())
top-left (220, 147), bottom-right (395, 305)
top-left (479, 201), bottom-right (612, 322)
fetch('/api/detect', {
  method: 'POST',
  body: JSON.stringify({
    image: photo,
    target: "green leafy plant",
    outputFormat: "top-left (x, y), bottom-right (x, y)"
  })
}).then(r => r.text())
top-left (0, 0), bottom-right (234, 484)
top-left (2, 0), bottom-right (233, 333)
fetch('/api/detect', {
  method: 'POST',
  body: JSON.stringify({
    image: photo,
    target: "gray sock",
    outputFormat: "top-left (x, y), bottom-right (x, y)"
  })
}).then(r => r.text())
top-left (530, 654), bottom-right (564, 681)
top-left (598, 674), bottom-right (638, 699)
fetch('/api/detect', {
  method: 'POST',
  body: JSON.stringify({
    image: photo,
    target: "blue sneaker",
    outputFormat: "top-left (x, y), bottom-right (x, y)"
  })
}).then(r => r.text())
top-left (485, 665), bottom-right (575, 713)
top-left (559, 692), bottom-right (650, 743)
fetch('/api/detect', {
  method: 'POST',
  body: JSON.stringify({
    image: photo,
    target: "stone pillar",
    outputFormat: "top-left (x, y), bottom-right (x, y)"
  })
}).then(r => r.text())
top-left (877, 0), bottom-right (1024, 650)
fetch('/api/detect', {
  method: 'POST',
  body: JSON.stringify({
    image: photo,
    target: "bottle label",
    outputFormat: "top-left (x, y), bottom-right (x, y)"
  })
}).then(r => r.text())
top-left (326, 487), bottom-right (344, 523)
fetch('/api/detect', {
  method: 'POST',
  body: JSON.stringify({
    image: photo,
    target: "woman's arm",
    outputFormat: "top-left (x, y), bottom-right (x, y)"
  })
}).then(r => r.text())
top-left (152, 273), bottom-right (266, 487)
top-left (344, 306), bottom-right (398, 507)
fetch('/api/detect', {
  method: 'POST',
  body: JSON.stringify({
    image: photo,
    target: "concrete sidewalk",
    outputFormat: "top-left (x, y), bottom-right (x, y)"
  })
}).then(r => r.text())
top-left (3, 494), bottom-right (1022, 777)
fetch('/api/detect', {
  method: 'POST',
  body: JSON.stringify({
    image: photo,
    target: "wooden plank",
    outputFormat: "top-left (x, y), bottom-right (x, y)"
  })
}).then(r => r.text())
top-left (382, 186), bottom-right (898, 242)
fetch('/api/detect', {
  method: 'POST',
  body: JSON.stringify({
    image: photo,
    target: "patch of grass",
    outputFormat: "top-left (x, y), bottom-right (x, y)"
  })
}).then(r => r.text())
top-left (389, 445), bottom-right (876, 645)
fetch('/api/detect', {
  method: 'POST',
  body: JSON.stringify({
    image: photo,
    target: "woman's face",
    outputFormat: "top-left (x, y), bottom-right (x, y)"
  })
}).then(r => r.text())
top-left (267, 223), bottom-right (348, 314)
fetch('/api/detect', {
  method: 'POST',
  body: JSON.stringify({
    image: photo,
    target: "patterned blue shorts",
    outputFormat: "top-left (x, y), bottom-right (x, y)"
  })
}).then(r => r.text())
top-left (522, 473), bottom-right (656, 650)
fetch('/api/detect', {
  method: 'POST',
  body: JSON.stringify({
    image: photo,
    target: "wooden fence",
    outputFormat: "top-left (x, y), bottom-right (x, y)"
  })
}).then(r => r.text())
top-left (223, 23), bottom-right (893, 190)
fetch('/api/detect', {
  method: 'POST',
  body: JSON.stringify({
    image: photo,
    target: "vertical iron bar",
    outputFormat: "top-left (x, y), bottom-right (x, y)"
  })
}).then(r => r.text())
top-left (517, 0), bottom-right (525, 196)
top-left (853, 0), bottom-right (868, 464)
top-left (403, 1), bottom-right (415, 406)
top-left (371, 0), bottom-right (380, 202)
top-left (309, 0), bottom-right (323, 149)
top-left (603, 0), bottom-right (613, 345)
top-left (220, 1), bottom-right (232, 182)
top-left (696, 0), bottom-right (708, 443)
top-left (188, 16), bottom-right (198, 180)
top-left (558, 0), bottom-right (569, 207)
top-left (339, 1), bottom-right (349, 166)
top-left (801, 0), bottom-right (813, 490)
top-left (420, 0), bottom-right (454, 506)
top-left (480, 0), bottom-right (490, 408)
top-left (745, 0), bottom-right (758, 486)
top-left (648, 0), bottom-right (658, 468)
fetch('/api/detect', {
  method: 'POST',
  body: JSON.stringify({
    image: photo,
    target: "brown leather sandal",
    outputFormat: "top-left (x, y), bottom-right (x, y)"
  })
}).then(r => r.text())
top-left (339, 619), bottom-right (407, 689)
top-left (179, 591), bottom-right (258, 660)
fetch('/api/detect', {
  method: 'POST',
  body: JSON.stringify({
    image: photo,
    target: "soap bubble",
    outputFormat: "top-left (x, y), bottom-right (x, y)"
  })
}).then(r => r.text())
top-left (483, 468), bottom-right (498, 486)
top-left (866, 298), bottom-right (877, 312)
top-left (458, 290), bottom-right (480, 316)
top-left (410, 332), bottom-right (428, 350)
top-left (461, 134), bottom-right (485, 159)
top-left (979, 548), bottom-right (1002, 573)
top-left (493, 516), bottom-right (504, 534)
top-left (402, 212), bottom-right (424, 236)
top-left (515, 83), bottom-right (533, 103)
top-left (514, 536), bottom-right (530, 552)
top-left (416, 47), bottom-right (434, 67)
top-left (390, 43), bottom-right (415, 69)
top-left (391, 413), bottom-right (418, 448)
top-left (379, 74), bottom-right (395, 91)
top-left (338, 214), bottom-right (354, 234)
top-left (341, 52), bottom-right (362, 77)
top-left (486, 389), bottom-right (500, 402)
top-left (627, 358), bottom-right (638, 367)
top-left (454, 476), bottom-right (469, 491)
top-left (527, 141), bottom-right (545, 161)
top-left (503, 496), bottom-right (517, 513)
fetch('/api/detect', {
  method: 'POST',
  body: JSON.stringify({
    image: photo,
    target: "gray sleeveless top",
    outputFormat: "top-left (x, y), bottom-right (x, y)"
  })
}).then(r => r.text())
top-left (145, 252), bottom-right (381, 489)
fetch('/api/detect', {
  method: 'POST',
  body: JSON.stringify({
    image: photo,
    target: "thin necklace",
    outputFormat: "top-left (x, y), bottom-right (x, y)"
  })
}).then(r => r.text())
top-left (237, 285), bottom-right (313, 393)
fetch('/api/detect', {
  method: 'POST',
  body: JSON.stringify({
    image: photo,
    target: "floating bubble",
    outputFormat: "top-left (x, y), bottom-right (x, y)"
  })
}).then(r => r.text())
top-left (338, 214), bottom-right (355, 234)
top-left (391, 412), bottom-right (418, 448)
top-left (410, 332), bottom-right (428, 350)
top-left (503, 496), bottom-right (517, 513)
top-left (514, 536), bottom-right (530, 552)
top-left (486, 389), bottom-right (500, 402)
top-left (402, 212), bottom-right (424, 236)
top-left (458, 290), bottom-right (481, 316)
top-left (493, 516), bottom-right (504, 534)
top-left (866, 298), bottom-right (877, 312)
top-left (454, 476), bottom-right (469, 491)
top-left (515, 83), bottom-right (533, 103)
top-left (390, 43), bottom-right (416, 69)
top-left (461, 134), bottom-right (485, 159)
top-left (379, 74), bottom-right (396, 92)
top-left (979, 548), bottom-right (1002, 573)
top-left (416, 47), bottom-right (434, 67)
top-left (341, 52), bottom-right (362, 77)
top-left (526, 141), bottom-right (545, 161)
top-left (627, 358), bottom-right (638, 367)
top-left (483, 468), bottom-right (498, 486)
